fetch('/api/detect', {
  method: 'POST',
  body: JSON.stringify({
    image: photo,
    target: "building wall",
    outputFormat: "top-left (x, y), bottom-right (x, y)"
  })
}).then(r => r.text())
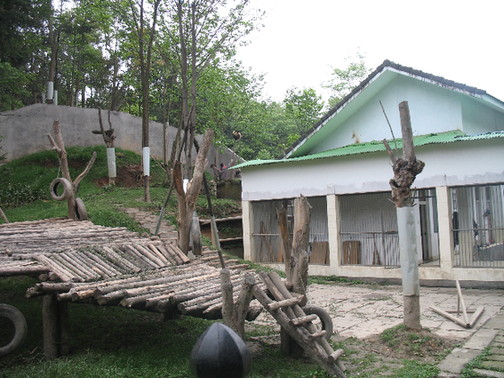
top-left (0, 104), bottom-right (239, 166)
top-left (241, 139), bottom-right (504, 201)
top-left (312, 76), bottom-right (464, 154)
top-left (461, 97), bottom-right (504, 134)
top-left (241, 141), bottom-right (504, 283)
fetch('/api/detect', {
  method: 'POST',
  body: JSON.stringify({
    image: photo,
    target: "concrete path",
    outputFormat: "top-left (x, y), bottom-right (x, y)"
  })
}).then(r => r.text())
top-left (439, 310), bottom-right (504, 377)
top-left (253, 283), bottom-right (504, 376)
top-left (119, 208), bottom-right (178, 240)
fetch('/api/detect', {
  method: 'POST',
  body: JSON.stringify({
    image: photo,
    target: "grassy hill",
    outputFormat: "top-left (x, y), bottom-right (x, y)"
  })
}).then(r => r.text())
top-left (0, 146), bottom-right (239, 228)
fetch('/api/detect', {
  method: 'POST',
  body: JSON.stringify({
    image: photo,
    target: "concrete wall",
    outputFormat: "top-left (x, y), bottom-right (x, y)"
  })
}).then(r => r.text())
top-left (240, 138), bottom-right (504, 201)
top-left (0, 104), bottom-right (240, 166)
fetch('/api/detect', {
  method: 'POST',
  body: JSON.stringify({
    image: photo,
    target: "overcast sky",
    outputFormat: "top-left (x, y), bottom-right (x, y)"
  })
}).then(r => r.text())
top-left (236, 0), bottom-right (504, 104)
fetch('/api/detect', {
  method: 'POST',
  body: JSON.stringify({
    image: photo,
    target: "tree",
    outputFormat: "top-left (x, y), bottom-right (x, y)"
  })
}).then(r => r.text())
top-left (324, 53), bottom-right (371, 108)
top-left (384, 101), bottom-right (424, 330)
top-left (283, 87), bottom-right (324, 135)
top-left (0, 63), bottom-right (31, 111)
top-left (56, 3), bottom-right (110, 107)
top-left (167, 0), bottom-right (262, 174)
top-left (113, 0), bottom-right (163, 202)
top-left (0, 0), bottom-right (51, 106)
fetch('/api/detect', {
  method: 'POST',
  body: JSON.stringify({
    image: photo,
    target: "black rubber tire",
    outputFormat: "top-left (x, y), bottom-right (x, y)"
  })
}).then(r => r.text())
top-left (0, 304), bottom-right (27, 357)
top-left (302, 305), bottom-right (333, 340)
top-left (74, 198), bottom-right (88, 220)
top-left (50, 178), bottom-right (73, 201)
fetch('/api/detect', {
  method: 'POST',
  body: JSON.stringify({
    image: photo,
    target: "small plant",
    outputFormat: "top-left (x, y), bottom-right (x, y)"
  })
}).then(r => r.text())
top-left (309, 275), bottom-right (365, 285)
top-left (394, 359), bottom-right (439, 377)
top-left (380, 324), bottom-right (405, 347)
top-left (0, 183), bottom-right (46, 207)
top-left (461, 347), bottom-right (492, 377)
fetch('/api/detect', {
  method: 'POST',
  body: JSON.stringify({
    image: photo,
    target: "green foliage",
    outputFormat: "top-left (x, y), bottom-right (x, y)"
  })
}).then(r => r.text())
top-left (0, 63), bottom-right (32, 111)
top-left (324, 53), bottom-right (372, 108)
top-left (380, 324), bottom-right (406, 346)
top-left (0, 183), bottom-right (46, 208)
top-left (283, 87), bottom-right (325, 134)
top-left (308, 275), bottom-right (365, 285)
top-left (0, 146), bottom-right (165, 226)
top-left (392, 360), bottom-right (439, 377)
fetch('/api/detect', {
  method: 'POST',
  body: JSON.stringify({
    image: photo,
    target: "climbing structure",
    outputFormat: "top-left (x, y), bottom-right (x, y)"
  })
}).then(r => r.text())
top-left (252, 271), bottom-right (346, 378)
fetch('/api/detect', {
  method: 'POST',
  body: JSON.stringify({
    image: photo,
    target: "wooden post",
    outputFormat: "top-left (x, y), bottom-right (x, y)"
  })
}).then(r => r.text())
top-left (277, 196), bottom-right (311, 355)
top-left (290, 196), bottom-right (310, 295)
top-left (278, 196), bottom-right (310, 296)
top-left (0, 207), bottom-right (9, 223)
top-left (220, 268), bottom-right (254, 339)
top-left (384, 101), bottom-right (424, 330)
top-left (42, 295), bottom-right (71, 359)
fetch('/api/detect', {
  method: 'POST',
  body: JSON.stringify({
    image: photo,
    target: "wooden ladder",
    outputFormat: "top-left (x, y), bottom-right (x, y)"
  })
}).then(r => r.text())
top-left (252, 271), bottom-right (346, 377)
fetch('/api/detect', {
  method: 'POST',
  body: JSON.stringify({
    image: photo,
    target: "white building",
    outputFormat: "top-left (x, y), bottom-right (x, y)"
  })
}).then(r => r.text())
top-left (236, 60), bottom-right (504, 285)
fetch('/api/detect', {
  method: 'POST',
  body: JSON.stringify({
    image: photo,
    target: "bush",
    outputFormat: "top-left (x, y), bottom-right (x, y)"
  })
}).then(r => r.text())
top-left (0, 183), bottom-right (46, 208)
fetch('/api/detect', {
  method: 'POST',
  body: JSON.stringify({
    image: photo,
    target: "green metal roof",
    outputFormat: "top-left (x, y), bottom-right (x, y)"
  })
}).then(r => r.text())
top-left (233, 130), bottom-right (504, 170)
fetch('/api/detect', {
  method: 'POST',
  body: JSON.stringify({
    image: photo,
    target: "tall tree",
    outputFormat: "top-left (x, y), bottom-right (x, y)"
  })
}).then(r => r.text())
top-left (324, 53), bottom-right (371, 108)
top-left (168, 0), bottom-right (262, 174)
top-left (0, 0), bottom-right (51, 106)
top-left (283, 87), bottom-right (324, 135)
top-left (113, 0), bottom-right (163, 202)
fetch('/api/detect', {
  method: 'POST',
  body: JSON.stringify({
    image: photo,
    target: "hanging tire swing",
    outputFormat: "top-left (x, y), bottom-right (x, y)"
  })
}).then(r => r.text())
top-left (49, 178), bottom-right (88, 221)
top-left (49, 177), bottom-right (73, 201)
top-left (0, 304), bottom-right (27, 357)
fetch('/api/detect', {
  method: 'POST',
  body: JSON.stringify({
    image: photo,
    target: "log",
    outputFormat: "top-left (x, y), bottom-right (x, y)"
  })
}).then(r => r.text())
top-left (0, 207), bottom-right (9, 223)
top-left (132, 243), bottom-right (166, 268)
top-left (33, 255), bottom-right (74, 282)
top-left (267, 272), bottom-right (343, 369)
top-left (278, 206), bottom-right (290, 268)
top-left (42, 295), bottom-right (59, 359)
top-left (146, 243), bottom-right (170, 265)
top-left (251, 281), bottom-right (346, 377)
top-left (221, 268), bottom-right (234, 328)
top-left (102, 246), bottom-right (142, 273)
top-left (268, 297), bottom-right (302, 311)
top-left (290, 314), bottom-right (318, 326)
top-left (290, 196), bottom-right (310, 295)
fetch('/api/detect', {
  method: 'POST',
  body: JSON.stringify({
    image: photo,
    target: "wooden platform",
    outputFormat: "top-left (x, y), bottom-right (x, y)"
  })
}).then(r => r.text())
top-left (0, 218), bottom-right (258, 319)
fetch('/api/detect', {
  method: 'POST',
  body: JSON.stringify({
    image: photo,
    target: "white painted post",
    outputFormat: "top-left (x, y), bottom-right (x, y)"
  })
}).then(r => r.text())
top-left (326, 194), bottom-right (342, 272)
top-left (106, 147), bottom-right (117, 179)
top-left (436, 186), bottom-right (454, 273)
top-left (242, 200), bottom-right (253, 261)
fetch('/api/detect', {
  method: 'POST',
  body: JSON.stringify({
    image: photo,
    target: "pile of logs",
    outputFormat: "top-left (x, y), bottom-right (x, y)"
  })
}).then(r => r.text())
top-left (0, 218), bottom-right (188, 280)
top-left (26, 263), bottom-right (262, 319)
top-left (0, 218), bottom-right (261, 320)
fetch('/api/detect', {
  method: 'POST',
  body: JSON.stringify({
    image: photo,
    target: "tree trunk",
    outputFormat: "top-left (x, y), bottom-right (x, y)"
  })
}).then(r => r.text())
top-left (278, 197), bottom-right (310, 295)
top-left (48, 121), bottom-right (96, 220)
top-left (174, 129), bottom-right (214, 254)
top-left (385, 101), bottom-right (424, 330)
top-left (290, 196), bottom-right (311, 295)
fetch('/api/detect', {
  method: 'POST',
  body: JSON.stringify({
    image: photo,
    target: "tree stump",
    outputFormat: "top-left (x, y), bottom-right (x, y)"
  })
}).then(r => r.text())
top-left (48, 121), bottom-right (96, 220)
